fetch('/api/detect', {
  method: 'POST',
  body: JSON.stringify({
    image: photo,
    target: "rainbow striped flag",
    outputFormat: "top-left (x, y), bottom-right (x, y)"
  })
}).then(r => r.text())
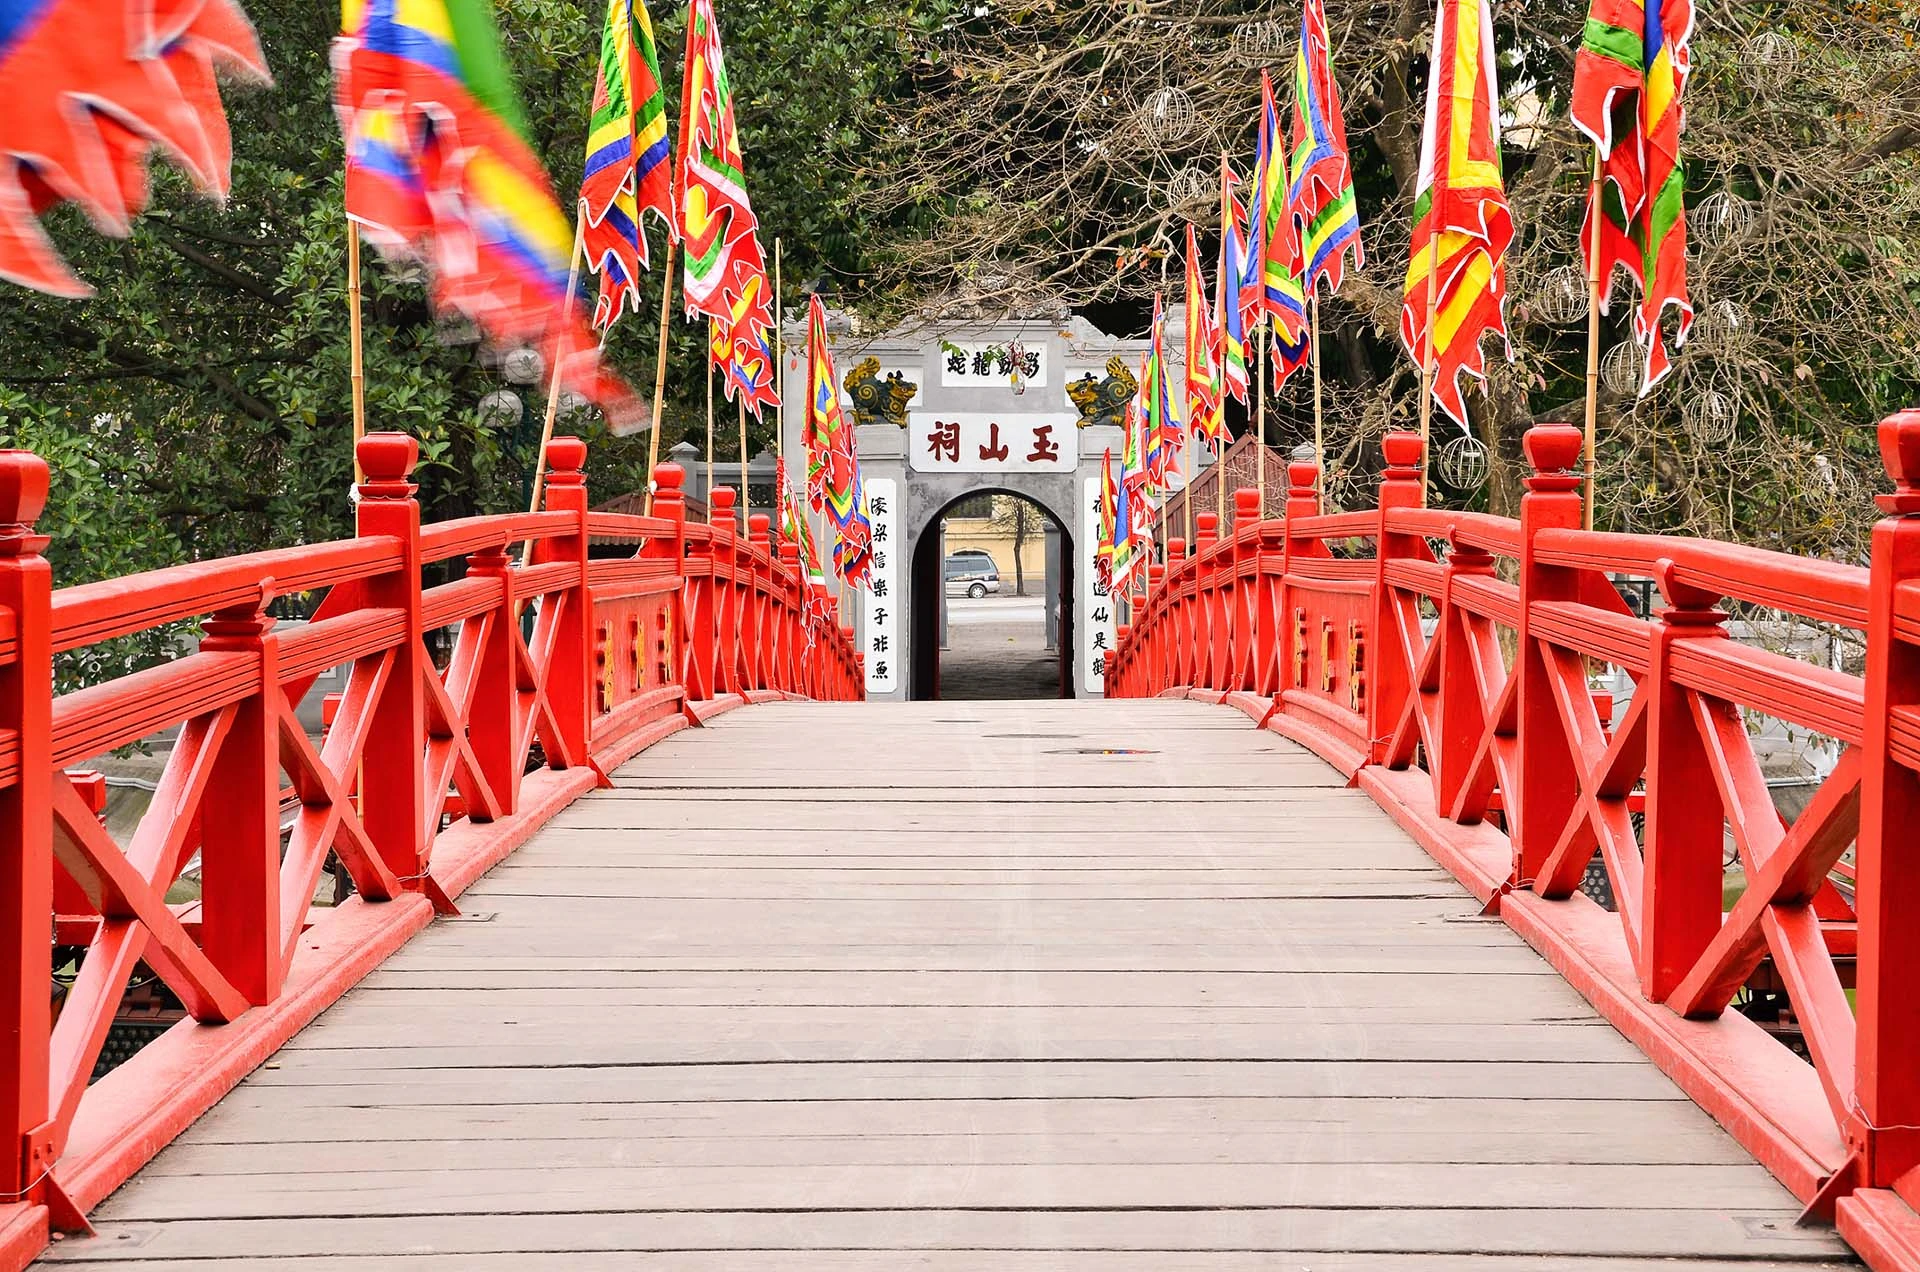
top-left (1398, 0), bottom-right (1513, 432)
top-left (1097, 448), bottom-right (1119, 590)
top-left (335, 0), bottom-right (644, 429)
top-left (1289, 0), bottom-right (1365, 297)
top-left (1572, 0), bottom-right (1693, 392)
top-left (1214, 157), bottom-right (1251, 411)
top-left (1, 0), bottom-right (268, 297)
top-left (679, 0), bottom-right (777, 417)
top-left (579, 0), bottom-right (675, 331)
top-left (804, 296), bottom-right (872, 587)
top-left (1184, 226), bottom-right (1222, 444)
top-left (1247, 68), bottom-right (1308, 363)
top-left (1143, 297), bottom-right (1184, 492)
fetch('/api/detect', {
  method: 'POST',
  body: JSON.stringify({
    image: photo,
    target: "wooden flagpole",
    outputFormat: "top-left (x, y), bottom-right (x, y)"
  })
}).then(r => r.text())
top-left (1582, 148), bottom-right (1605, 532)
top-left (704, 316), bottom-right (716, 516)
top-left (1255, 319), bottom-right (1269, 521)
top-left (774, 238), bottom-right (785, 513)
top-left (527, 218), bottom-right (588, 520)
top-left (1417, 230), bottom-right (1441, 508)
top-left (347, 222), bottom-right (367, 484)
top-left (1311, 290), bottom-right (1325, 500)
top-left (736, 396), bottom-right (751, 529)
top-left (1215, 435), bottom-right (1225, 525)
top-left (642, 235), bottom-right (678, 516)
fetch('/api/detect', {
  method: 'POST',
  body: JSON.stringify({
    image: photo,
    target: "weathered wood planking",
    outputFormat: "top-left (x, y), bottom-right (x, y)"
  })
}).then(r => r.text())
top-left (41, 700), bottom-right (1857, 1269)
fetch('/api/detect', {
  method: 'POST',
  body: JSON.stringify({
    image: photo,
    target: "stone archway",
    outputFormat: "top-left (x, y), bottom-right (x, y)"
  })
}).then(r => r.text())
top-left (907, 487), bottom-right (1074, 701)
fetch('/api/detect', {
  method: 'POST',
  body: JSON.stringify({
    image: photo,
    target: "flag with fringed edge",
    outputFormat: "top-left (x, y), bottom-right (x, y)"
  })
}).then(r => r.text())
top-left (1185, 226), bottom-right (1223, 444)
top-left (1096, 447), bottom-right (1118, 591)
top-left (1215, 157), bottom-right (1251, 412)
top-left (804, 295), bottom-right (872, 588)
top-left (1289, 0), bottom-right (1365, 298)
top-left (1572, 0), bottom-right (1694, 393)
top-left (1398, 0), bottom-right (1513, 432)
top-left (335, 0), bottom-right (647, 431)
top-left (579, 0), bottom-right (674, 331)
top-left (679, 0), bottom-right (777, 417)
top-left (1, 0), bottom-right (269, 297)
top-left (1247, 68), bottom-right (1308, 372)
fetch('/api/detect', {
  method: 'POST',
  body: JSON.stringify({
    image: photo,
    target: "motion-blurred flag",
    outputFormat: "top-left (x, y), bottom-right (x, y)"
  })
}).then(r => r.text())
top-left (2, 0), bottom-right (269, 296)
top-left (1289, 0), bottom-right (1365, 297)
top-left (1399, 0), bottom-right (1513, 431)
top-left (335, 0), bottom-right (645, 428)
top-left (804, 295), bottom-right (872, 587)
top-left (579, 0), bottom-right (675, 330)
top-left (679, 0), bottom-right (777, 416)
top-left (1247, 68), bottom-right (1308, 374)
top-left (1184, 226), bottom-right (1222, 444)
top-left (1572, 0), bottom-right (1694, 392)
top-left (1215, 157), bottom-right (1251, 410)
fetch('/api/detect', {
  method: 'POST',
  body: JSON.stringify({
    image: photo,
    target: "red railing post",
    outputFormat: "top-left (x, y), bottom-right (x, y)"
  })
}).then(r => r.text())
top-left (354, 433), bottom-right (428, 884)
top-left (1196, 511), bottom-right (1219, 690)
top-left (1234, 488), bottom-right (1263, 691)
top-left (197, 596), bottom-right (282, 1005)
top-left (1276, 460), bottom-right (1321, 699)
top-left (463, 534), bottom-right (521, 815)
top-left (1168, 538), bottom-right (1188, 688)
top-left (779, 540), bottom-right (802, 694)
top-left (1856, 409), bottom-right (1920, 1190)
top-left (1512, 424), bottom-right (1586, 885)
top-left (710, 488), bottom-right (739, 697)
top-left (0, 450), bottom-right (52, 1204)
top-left (1147, 561), bottom-right (1167, 693)
top-left (748, 514), bottom-right (771, 692)
top-left (1434, 540), bottom-right (1496, 820)
top-left (1368, 434), bottom-right (1425, 765)
top-left (535, 438), bottom-right (592, 767)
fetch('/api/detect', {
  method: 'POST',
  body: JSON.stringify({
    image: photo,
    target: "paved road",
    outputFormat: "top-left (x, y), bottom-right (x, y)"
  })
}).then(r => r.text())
top-left (939, 596), bottom-right (1058, 699)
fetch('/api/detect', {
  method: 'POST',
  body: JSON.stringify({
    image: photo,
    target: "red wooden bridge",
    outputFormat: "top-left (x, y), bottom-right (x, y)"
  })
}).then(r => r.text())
top-left (1, 419), bottom-right (1918, 1268)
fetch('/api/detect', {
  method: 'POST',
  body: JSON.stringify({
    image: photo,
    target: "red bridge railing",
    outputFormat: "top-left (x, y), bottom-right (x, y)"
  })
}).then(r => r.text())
top-left (0, 432), bottom-right (860, 1266)
top-left (1109, 416), bottom-right (1920, 1267)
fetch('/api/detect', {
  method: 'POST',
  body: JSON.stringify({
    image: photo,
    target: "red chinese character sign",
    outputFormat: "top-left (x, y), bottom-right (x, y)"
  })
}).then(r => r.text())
top-left (910, 414), bottom-right (1077, 475)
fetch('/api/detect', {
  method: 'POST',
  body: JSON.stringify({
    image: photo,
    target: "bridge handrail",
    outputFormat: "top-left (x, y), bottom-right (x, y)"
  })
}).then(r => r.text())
top-left (1109, 413), bottom-right (1920, 1252)
top-left (0, 432), bottom-right (861, 1257)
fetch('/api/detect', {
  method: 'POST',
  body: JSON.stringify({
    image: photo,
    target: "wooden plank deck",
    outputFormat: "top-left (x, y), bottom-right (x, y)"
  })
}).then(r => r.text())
top-left (42, 700), bottom-right (1858, 1269)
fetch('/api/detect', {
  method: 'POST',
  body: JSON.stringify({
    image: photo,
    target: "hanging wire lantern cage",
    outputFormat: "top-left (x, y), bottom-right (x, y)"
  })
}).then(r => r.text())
top-left (1166, 161), bottom-right (1211, 208)
top-left (1690, 297), bottom-right (1752, 354)
top-left (1231, 18), bottom-right (1288, 66)
top-left (1535, 264), bottom-right (1589, 326)
top-left (1743, 31), bottom-right (1799, 93)
top-left (501, 345), bottom-right (544, 386)
top-left (1436, 433), bottom-right (1490, 490)
top-left (1690, 191), bottom-right (1755, 250)
top-left (1141, 86), bottom-right (1199, 147)
top-left (1682, 387), bottom-right (1738, 446)
top-left (1601, 341), bottom-right (1647, 395)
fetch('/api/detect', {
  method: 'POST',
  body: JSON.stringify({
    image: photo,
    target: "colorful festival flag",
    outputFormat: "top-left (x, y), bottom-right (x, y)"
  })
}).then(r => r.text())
top-left (1398, 0), bottom-right (1513, 431)
top-left (1247, 69), bottom-right (1308, 359)
top-left (778, 471), bottom-right (833, 640)
top-left (1571, 0), bottom-right (1694, 392)
top-left (1215, 158), bottom-right (1251, 410)
top-left (1289, 0), bottom-right (1365, 297)
top-left (2, 0), bottom-right (269, 297)
top-left (804, 295), bottom-right (872, 587)
top-left (1184, 226), bottom-right (1223, 444)
top-left (1096, 447), bottom-right (1119, 591)
top-left (335, 0), bottom-right (644, 428)
top-left (678, 0), bottom-right (777, 416)
top-left (1113, 407), bottom-right (1141, 588)
top-left (1142, 297), bottom-right (1184, 492)
top-left (579, 0), bottom-right (675, 330)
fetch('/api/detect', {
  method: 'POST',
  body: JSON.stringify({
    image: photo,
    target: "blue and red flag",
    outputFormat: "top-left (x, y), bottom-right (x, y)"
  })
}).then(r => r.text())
top-left (335, 0), bottom-right (645, 429)
top-left (1289, 0), bottom-right (1365, 298)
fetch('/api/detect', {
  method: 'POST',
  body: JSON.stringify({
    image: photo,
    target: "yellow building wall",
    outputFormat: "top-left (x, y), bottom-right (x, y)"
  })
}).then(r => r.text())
top-left (941, 517), bottom-right (1049, 591)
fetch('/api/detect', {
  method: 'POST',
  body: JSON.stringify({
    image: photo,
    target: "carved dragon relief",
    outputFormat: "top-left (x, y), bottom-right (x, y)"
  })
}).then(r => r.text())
top-left (844, 357), bottom-right (919, 428)
top-left (1067, 356), bottom-right (1137, 430)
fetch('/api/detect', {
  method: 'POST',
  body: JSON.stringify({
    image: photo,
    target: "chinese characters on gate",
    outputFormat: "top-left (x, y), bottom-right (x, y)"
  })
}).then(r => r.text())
top-left (863, 479), bottom-right (899, 694)
top-left (1080, 476), bottom-right (1118, 693)
top-left (939, 340), bottom-right (1048, 389)
top-left (909, 413), bottom-right (1076, 475)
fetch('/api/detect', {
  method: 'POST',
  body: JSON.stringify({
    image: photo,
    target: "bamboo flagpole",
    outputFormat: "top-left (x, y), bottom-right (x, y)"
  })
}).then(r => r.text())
top-left (527, 217), bottom-right (589, 524)
top-left (1416, 230), bottom-right (1441, 508)
top-left (1582, 148), bottom-right (1605, 532)
top-left (1311, 291), bottom-right (1325, 500)
top-left (1255, 319), bottom-right (1268, 518)
top-left (1215, 435), bottom-right (1225, 526)
top-left (774, 237), bottom-right (785, 517)
top-left (704, 315), bottom-right (716, 515)
top-left (347, 222), bottom-right (367, 484)
top-left (642, 235), bottom-right (678, 516)
top-left (736, 396), bottom-right (751, 530)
